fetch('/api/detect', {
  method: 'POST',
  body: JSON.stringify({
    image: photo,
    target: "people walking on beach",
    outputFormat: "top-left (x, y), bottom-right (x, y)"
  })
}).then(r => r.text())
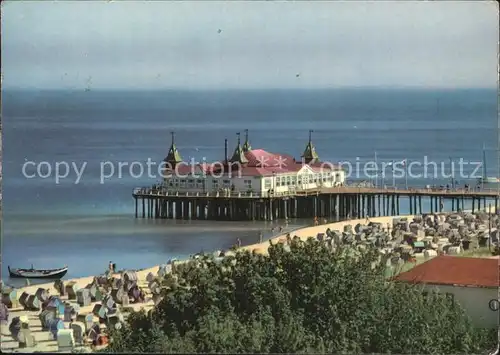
top-left (440, 202), bottom-right (444, 212)
top-left (279, 226), bottom-right (284, 233)
top-left (236, 238), bottom-right (241, 248)
top-left (259, 232), bottom-right (263, 243)
top-left (365, 215), bottom-right (370, 224)
top-left (314, 216), bottom-right (319, 226)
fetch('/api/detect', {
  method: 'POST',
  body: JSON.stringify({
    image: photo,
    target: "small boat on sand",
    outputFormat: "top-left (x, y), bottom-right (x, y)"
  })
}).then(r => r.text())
top-left (8, 265), bottom-right (68, 279)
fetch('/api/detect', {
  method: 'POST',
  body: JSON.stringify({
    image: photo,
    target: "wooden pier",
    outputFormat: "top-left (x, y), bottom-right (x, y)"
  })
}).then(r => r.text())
top-left (132, 186), bottom-right (500, 221)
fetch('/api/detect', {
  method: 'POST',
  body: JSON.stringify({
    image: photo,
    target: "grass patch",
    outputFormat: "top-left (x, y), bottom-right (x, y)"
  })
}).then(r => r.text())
top-left (455, 247), bottom-right (494, 258)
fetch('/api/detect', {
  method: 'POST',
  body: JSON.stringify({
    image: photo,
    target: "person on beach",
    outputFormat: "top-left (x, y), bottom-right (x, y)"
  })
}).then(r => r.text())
top-left (109, 261), bottom-right (114, 274)
top-left (314, 216), bottom-right (319, 226)
top-left (279, 226), bottom-right (284, 233)
top-left (259, 232), bottom-right (263, 243)
top-left (237, 238), bottom-right (241, 248)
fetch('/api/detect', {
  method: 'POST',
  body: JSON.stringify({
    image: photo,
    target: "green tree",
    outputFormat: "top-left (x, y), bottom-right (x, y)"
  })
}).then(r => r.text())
top-left (103, 238), bottom-right (497, 354)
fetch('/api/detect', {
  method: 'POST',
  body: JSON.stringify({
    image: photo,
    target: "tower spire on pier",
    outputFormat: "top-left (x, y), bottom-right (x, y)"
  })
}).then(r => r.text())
top-left (230, 132), bottom-right (249, 164)
top-left (164, 131), bottom-right (183, 167)
top-left (242, 129), bottom-right (252, 152)
top-left (301, 129), bottom-right (319, 164)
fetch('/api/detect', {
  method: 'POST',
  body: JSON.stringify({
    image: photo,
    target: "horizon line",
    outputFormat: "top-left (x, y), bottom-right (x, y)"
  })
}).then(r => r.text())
top-left (2, 86), bottom-right (497, 92)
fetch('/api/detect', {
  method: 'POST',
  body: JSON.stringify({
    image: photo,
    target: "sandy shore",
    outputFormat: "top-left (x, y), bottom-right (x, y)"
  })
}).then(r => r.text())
top-left (14, 215), bottom-right (413, 296)
top-left (14, 205), bottom-right (499, 295)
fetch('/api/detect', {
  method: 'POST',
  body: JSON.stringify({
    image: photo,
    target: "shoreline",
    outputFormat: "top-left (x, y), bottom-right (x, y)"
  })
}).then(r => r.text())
top-left (13, 214), bottom-right (413, 296)
top-left (10, 206), bottom-right (497, 297)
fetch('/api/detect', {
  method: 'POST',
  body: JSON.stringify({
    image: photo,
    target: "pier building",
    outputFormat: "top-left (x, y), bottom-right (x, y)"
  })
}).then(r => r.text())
top-left (133, 131), bottom-right (500, 221)
top-left (162, 130), bottom-right (346, 196)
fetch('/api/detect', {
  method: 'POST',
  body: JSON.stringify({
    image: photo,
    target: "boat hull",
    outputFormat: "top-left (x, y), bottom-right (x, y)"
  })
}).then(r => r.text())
top-left (8, 267), bottom-right (68, 279)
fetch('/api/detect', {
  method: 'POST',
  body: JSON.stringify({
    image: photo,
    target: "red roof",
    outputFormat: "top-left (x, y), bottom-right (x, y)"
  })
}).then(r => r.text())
top-left (393, 255), bottom-right (499, 288)
top-left (170, 148), bottom-right (343, 177)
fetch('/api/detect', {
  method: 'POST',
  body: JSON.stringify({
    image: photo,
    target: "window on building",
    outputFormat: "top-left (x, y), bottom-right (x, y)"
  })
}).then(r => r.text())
top-left (180, 179), bottom-right (186, 187)
top-left (264, 178), bottom-right (271, 189)
top-left (336, 173), bottom-right (341, 181)
top-left (187, 179), bottom-right (194, 188)
top-left (276, 176), bottom-right (281, 187)
top-left (196, 179), bottom-right (204, 188)
top-left (213, 180), bottom-right (219, 190)
top-left (244, 179), bottom-right (252, 189)
top-left (286, 176), bottom-right (291, 185)
top-left (291, 176), bottom-right (297, 185)
top-left (309, 174), bottom-right (313, 183)
top-left (298, 175), bottom-right (302, 185)
top-left (223, 179), bottom-right (231, 187)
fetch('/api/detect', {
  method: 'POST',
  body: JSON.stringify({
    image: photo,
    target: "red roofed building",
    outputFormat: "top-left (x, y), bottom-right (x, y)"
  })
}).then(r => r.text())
top-left (163, 130), bottom-right (346, 195)
top-left (393, 255), bottom-right (500, 328)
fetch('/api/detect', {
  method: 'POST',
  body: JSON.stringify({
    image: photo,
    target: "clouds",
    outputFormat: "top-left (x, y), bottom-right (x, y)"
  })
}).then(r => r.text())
top-left (2, 1), bottom-right (498, 89)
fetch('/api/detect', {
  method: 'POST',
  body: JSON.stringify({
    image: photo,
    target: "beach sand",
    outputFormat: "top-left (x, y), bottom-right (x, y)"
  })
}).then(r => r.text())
top-left (12, 215), bottom-right (413, 297)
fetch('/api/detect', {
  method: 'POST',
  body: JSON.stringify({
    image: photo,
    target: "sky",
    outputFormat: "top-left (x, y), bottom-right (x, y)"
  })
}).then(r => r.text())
top-left (2, 1), bottom-right (498, 90)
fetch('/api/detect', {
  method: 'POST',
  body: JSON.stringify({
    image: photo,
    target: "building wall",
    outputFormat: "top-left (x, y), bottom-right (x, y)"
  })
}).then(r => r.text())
top-left (424, 284), bottom-right (498, 328)
top-left (260, 169), bottom-right (345, 194)
top-left (163, 167), bottom-right (346, 195)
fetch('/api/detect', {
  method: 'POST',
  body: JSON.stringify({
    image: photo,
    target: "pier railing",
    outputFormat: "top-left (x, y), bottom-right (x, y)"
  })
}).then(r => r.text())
top-left (133, 186), bottom-right (500, 198)
top-left (132, 188), bottom-right (296, 198)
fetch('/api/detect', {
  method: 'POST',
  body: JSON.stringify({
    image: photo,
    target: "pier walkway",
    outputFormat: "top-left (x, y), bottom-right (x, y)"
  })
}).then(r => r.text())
top-left (132, 186), bottom-right (500, 221)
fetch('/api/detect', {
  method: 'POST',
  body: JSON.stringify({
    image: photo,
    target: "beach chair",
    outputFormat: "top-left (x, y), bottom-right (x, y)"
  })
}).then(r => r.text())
top-left (1, 287), bottom-right (18, 308)
top-left (76, 313), bottom-right (94, 333)
top-left (18, 292), bottom-right (30, 309)
top-left (57, 328), bottom-right (75, 352)
top-left (0, 301), bottom-right (8, 323)
top-left (148, 280), bottom-right (161, 295)
top-left (35, 288), bottom-right (49, 304)
top-left (92, 304), bottom-right (107, 319)
top-left (18, 328), bottom-right (36, 348)
top-left (110, 288), bottom-right (125, 304)
top-left (70, 321), bottom-right (86, 345)
top-left (54, 280), bottom-right (65, 296)
top-left (26, 295), bottom-right (40, 310)
top-left (87, 324), bottom-right (100, 346)
top-left (146, 272), bottom-right (155, 283)
top-left (106, 309), bottom-right (124, 330)
top-left (123, 271), bottom-right (138, 284)
top-left (76, 288), bottom-right (92, 307)
top-left (86, 283), bottom-right (98, 301)
top-left (94, 287), bottom-right (104, 302)
top-left (39, 308), bottom-right (57, 330)
top-left (65, 282), bottom-right (80, 300)
top-left (9, 316), bottom-right (21, 340)
top-left (63, 303), bottom-right (78, 322)
top-left (48, 318), bottom-right (64, 339)
top-left (42, 295), bottom-right (62, 311)
top-left (121, 293), bottom-right (130, 307)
